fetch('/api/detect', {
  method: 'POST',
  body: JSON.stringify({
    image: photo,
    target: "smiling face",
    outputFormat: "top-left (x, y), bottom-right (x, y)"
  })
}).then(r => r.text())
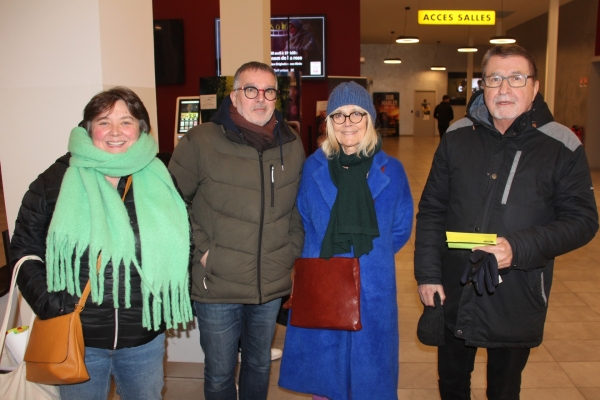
top-left (230, 69), bottom-right (277, 126)
top-left (331, 105), bottom-right (368, 155)
top-left (483, 55), bottom-right (539, 134)
top-left (91, 100), bottom-right (141, 153)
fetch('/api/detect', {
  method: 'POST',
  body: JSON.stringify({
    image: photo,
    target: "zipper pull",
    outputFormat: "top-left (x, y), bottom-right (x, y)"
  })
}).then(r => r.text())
top-left (270, 165), bottom-right (275, 208)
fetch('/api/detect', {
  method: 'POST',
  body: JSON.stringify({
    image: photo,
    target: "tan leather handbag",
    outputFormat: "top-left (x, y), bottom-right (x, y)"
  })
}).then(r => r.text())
top-left (24, 175), bottom-right (133, 385)
top-left (23, 282), bottom-right (90, 384)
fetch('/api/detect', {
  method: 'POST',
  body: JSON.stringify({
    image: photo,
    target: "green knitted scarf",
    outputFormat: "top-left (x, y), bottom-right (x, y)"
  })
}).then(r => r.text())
top-left (46, 127), bottom-right (193, 331)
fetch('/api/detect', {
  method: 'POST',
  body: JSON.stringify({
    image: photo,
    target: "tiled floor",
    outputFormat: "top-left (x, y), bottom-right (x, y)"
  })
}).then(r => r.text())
top-left (3, 137), bottom-right (600, 399)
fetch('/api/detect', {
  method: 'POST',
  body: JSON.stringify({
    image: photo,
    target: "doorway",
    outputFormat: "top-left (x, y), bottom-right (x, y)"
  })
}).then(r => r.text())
top-left (413, 91), bottom-right (436, 136)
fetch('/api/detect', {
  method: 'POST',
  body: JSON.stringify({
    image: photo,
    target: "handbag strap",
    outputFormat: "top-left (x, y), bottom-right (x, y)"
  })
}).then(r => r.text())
top-left (0, 255), bottom-right (43, 355)
top-left (76, 175), bottom-right (133, 312)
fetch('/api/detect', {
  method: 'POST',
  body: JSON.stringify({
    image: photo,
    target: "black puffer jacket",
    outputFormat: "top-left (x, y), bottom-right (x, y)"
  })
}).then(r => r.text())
top-left (415, 92), bottom-right (598, 348)
top-left (11, 153), bottom-right (165, 349)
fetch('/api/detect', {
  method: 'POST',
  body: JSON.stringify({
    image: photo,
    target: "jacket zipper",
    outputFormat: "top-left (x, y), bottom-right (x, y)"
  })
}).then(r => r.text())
top-left (477, 137), bottom-right (506, 232)
top-left (257, 153), bottom-right (265, 303)
top-left (113, 309), bottom-right (119, 349)
top-left (270, 164), bottom-right (275, 208)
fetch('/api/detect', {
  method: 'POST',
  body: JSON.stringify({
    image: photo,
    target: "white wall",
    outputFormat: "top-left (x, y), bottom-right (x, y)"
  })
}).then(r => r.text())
top-left (0, 0), bottom-right (197, 360)
top-left (361, 43), bottom-right (482, 135)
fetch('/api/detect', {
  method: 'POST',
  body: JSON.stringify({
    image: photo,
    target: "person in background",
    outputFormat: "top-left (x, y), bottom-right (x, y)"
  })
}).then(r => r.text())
top-left (11, 87), bottom-right (193, 400)
top-left (278, 81), bottom-right (413, 400)
top-left (415, 44), bottom-right (598, 400)
top-left (433, 95), bottom-right (454, 139)
top-left (169, 61), bottom-right (305, 400)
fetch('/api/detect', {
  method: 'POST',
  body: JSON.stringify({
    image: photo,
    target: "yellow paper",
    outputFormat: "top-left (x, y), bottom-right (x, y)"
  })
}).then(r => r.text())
top-left (446, 232), bottom-right (497, 249)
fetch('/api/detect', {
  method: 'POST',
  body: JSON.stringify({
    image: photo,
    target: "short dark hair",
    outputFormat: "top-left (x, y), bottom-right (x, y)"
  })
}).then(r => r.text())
top-left (80, 86), bottom-right (151, 134)
top-left (481, 44), bottom-right (538, 81)
top-left (442, 95), bottom-right (450, 101)
top-left (233, 62), bottom-right (277, 89)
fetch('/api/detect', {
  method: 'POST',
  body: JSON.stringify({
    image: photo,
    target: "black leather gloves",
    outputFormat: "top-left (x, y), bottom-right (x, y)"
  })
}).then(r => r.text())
top-left (461, 250), bottom-right (499, 295)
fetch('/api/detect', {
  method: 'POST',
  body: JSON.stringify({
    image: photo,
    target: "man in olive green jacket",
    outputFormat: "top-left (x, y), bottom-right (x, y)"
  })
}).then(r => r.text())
top-left (169, 61), bottom-right (305, 400)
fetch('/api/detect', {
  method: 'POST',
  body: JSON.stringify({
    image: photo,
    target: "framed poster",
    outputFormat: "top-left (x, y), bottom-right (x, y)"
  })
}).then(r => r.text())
top-left (373, 92), bottom-right (400, 137)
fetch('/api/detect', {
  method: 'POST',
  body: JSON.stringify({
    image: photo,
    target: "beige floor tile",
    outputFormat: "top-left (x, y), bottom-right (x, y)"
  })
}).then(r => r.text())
top-left (397, 292), bottom-right (422, 307)
top-left (528, 344), bottom-right (556, 362)
top-left (471, 361), bottom-right (487, 388)
top-left (546, 306), bottom-right (600, 322)
top-left (544, 340), bottom-right (600, 362)
top-left (559, 362), bottom-right (600, 387)
top-left (399, 362), bottom-right (439, 388)
top-left (400, 340), bottom-right (438, 363)
top-left (471, 388), bottom-right (487, 400)
top-left (267, 387), bottom-right (311, 399)
top-left (548, 292), bottom-right (588, 306)
top-left (165, 361), bottom-right (203, 379)
top-left (399, 306), bottom-right (424, 322)
top-left (398, 388), bottom-right (442, 399)
top-left (544, 322), bottom-right (600, 340)
top-left (475, 388), bottom-right (587, 400)
top-left (163, 379), bottom-right (205, 399)
top-left (578, 388), bottom-right (600, 400)
top-left (563, 281), bottom-right (600, 293)
top-left (400, 319), bottom-right (419, 342)
top-left (576, 292), bottom-right (599, 307)
top-left (519, 388), bottom-right (585, 400)
top-left (554, 268), bottom-right (600, 281)
top-left (549, 279), bottom-right (573, 293)
top-left (521, 362), bottom-right (575, 388)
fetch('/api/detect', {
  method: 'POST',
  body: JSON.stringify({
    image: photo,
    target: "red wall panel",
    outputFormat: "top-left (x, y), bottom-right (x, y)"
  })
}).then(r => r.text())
top-left (152, 0), bottom-right (360, 154)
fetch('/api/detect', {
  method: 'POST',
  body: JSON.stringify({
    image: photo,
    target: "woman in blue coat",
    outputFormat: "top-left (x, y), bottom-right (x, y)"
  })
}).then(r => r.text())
top-left (278, 82), bottom-right (413, 400)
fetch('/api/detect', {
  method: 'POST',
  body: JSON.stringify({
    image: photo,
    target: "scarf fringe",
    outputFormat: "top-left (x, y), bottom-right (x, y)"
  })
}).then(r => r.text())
top-left (141, 281), bottom-right (193, 331)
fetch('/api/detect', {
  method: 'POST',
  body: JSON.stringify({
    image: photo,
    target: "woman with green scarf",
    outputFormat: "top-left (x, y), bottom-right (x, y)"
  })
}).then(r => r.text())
top-left (279, 82), bottom-right (413, 400)
top-left (11, 87), bottom-right (193, 400)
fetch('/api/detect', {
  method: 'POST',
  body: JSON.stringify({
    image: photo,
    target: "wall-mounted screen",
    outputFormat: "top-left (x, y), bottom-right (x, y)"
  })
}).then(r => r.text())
top-left (216, 16), bottom-right (326, 79)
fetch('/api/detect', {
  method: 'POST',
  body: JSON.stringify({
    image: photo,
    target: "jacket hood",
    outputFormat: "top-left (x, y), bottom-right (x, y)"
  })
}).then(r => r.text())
top-left (467, 90), bottom-right (554, 136)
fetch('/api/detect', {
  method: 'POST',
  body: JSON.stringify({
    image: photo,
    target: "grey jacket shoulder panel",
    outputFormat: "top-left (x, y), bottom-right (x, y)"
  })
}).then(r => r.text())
top-left (537, 121), bottom-right (581, 152)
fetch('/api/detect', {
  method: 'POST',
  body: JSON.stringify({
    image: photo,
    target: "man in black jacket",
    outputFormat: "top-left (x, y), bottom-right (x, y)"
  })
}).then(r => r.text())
top-left (433, 95), bottom-right (454, 139)
top-left (415, 44), bottom-right (598, 400)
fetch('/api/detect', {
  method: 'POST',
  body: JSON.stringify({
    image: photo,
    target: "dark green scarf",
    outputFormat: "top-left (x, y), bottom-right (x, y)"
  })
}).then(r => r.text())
top-left (46, 127), bottom-right (193, 330)
top-left (320, 143), bottom-right (381, 259)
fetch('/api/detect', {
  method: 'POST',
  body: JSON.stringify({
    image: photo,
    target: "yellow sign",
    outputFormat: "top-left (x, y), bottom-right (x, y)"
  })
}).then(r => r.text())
top-left (418, 10), bottom-right (496, 25)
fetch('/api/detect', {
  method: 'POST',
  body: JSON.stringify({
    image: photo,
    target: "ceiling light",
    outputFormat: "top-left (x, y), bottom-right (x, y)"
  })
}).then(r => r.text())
top-left (396, 7), bottom-right (419, 44)
top-left (384, 31), bottom-right (402, 64)
top-left (489, 36), bottom-right (516, 44)
top-left (490, 0), bottom-right (517, 44)
top-left (430, 41), bottom-right (446, 70)
top-left (458, 26), bottom-right (478, 53)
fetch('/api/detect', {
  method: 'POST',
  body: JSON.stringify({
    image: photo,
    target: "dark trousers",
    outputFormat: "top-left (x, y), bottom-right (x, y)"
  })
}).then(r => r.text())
top-left (438, 328), bottom-right (530, 400)
top-left (438, 123), bottom-right (450, 138)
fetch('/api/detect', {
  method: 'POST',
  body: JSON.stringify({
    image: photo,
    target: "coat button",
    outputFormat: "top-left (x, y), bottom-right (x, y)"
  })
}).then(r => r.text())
top-left (456, 329), bottom-right (463, 336)
top-left (491, 173), bottom-right (497, 179)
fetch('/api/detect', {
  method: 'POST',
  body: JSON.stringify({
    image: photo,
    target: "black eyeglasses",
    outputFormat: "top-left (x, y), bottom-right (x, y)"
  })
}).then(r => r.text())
top-left (330, 111), bottom-right (367, 125)
top-left (234, 86), bottom-right (278, 101)
top-left (483, 74), bottom-right (532, 88)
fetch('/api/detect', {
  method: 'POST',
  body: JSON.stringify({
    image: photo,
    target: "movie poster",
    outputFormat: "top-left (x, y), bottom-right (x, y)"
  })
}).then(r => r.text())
top-left (373, 92), bottom-right (400, 137)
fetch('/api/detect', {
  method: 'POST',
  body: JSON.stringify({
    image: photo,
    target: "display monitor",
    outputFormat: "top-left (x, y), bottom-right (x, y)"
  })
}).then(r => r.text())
top-left (174, 96), bottom-right (200, 145)
top-left (215, 15), bottom-right (326, 79)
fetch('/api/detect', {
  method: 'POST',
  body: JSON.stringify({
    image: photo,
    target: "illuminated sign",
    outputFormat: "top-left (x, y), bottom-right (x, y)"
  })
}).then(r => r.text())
top-left (418, 10), bottom-right (496, 25)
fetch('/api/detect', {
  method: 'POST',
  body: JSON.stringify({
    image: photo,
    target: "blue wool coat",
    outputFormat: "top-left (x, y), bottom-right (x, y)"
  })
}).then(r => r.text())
top-left (278, 149), bottom-right (413, 400)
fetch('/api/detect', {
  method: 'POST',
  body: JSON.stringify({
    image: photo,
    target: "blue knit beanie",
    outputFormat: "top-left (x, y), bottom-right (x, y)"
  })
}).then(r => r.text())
top-left (326, 81), bottom-right (376, 123)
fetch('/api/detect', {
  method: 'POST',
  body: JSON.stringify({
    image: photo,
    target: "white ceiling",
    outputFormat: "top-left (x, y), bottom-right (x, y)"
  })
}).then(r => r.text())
top-left (360, 0), bottom-right (575, 46)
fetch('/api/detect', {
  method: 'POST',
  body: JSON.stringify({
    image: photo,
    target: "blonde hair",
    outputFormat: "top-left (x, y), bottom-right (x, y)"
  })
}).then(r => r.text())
top-left (321, 105), bottom-right (380, 158)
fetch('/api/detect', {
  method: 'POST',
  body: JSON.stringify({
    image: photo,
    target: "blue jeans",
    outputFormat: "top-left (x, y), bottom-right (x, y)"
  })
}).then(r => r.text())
top-left (194, 299), bottom-right (281, 400)
top-left (59, 333), bottom-right (165, 400)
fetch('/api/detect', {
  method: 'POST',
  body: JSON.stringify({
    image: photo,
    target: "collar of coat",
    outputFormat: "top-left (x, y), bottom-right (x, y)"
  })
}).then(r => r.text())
top-left (211, 95), bottom-right (297, 148)
top-left (311, 149), bottom-right (391, 209)
top-left (467, 90), bottom-right (554, 137)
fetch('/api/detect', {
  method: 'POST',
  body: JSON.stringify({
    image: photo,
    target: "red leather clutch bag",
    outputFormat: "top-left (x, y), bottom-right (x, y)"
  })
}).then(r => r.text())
top-left (284, 257), bottom-right (361, 331)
